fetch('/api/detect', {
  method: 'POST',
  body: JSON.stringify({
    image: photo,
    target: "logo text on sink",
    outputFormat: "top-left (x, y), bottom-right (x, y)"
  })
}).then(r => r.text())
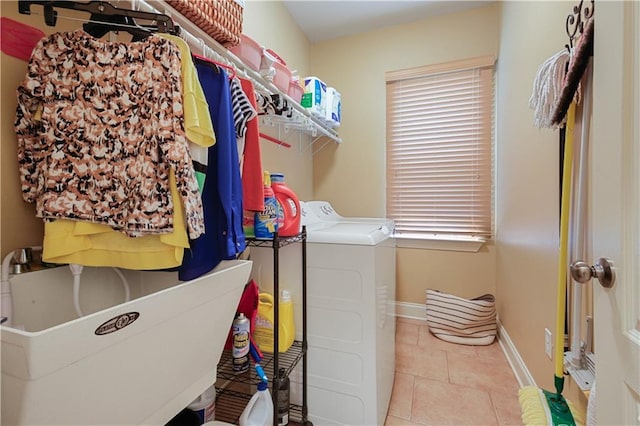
top-left (95, 312), bottom-right (140, 335)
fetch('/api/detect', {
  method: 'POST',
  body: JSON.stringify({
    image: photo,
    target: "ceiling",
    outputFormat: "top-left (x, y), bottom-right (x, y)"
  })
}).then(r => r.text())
top-left (282, 0), bottom-right (495, 43)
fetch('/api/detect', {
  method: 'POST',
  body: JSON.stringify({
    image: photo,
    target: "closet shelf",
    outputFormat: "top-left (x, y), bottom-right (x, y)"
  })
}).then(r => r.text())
top-left (216, 341), bottom-right (305, 385)
top-left (136, 0), bottom-right (342, 150)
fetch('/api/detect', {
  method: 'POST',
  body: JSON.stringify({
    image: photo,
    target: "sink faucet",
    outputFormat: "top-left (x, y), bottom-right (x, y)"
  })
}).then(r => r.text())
top-left (11, 248), bottom-right (32, 274)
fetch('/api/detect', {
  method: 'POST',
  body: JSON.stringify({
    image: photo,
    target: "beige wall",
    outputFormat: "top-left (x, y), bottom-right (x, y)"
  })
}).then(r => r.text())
top-left (309, 4), bottom-right (501, 305)
top-left (311, 3), bottom-right (500, 218)
top-left (397, 244), bottom-right (497, 302)
top-left (0, 1), bottom-right (313, 258)
top-left (497, 1), bottom-right (586, 410)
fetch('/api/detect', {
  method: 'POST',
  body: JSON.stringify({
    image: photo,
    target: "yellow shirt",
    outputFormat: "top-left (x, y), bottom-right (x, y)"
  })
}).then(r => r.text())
top-left (43, 35), bottom-right (215, 270)
top-left (161, 34), bottom-right (216, 149)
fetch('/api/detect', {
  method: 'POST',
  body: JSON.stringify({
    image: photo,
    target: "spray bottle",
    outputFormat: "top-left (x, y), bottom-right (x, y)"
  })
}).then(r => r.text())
top-left (232, 313), bottom-right (250, 373)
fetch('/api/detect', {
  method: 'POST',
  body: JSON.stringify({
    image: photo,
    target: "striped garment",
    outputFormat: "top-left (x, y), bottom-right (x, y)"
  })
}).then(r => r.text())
top-left (230, 77), bottom-right (257, 139)
top-left (425, 289), bottom-right (497, 346)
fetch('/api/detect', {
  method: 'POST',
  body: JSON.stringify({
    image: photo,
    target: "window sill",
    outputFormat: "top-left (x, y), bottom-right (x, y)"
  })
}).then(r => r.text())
top-left (394, 234), bottom-right (487, 253)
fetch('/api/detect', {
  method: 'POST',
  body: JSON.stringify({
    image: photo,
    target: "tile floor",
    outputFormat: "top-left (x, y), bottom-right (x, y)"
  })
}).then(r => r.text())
top-left (386, 317), bottom-right (524, 426)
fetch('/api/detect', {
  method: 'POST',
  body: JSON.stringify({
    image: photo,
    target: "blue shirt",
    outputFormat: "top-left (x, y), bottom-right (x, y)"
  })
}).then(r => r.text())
top-left (179, 61), bottom-right (246, 281)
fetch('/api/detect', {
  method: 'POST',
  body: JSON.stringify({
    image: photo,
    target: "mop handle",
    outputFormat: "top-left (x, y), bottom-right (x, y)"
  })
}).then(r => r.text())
top-left (554, 101), bottom-right (576, 386)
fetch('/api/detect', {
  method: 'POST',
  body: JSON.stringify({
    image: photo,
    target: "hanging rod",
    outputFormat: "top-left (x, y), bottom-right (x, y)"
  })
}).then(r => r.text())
top-left (134, 0), bottom-right (341, 146)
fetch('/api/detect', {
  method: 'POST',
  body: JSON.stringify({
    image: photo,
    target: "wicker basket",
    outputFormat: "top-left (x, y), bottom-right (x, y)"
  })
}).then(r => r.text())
top-left (166, 0), bottom-right (243, 47)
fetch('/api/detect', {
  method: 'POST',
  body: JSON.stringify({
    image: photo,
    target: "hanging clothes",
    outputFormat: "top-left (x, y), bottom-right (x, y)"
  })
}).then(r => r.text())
top-left (41, 174), bottom-right (189, 269)
top-left (161, 33), bottom-right (216, 192)
top-left (239, 78), bottom-right (265, 212)
top-left (15, 30), bottom-right (204, 238)
top-left (40, 33), bottom-right (215, 269)
top-left (229, 77), bottom-right (257, 159)
top-left (179, 59), bottom-right (245, 281)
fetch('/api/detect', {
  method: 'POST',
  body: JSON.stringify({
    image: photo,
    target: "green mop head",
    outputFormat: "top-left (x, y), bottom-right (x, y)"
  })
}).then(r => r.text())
top-left (519, 385), bottom-right (585, 426)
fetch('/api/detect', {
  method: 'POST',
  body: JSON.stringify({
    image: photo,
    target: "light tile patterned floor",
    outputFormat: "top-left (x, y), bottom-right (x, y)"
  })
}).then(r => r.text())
top-left (386, 317), bottom-right (524, 426)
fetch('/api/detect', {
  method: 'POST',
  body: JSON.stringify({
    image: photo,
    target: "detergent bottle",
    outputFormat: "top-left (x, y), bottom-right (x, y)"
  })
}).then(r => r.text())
top-left (239, 381), bottom-right (273, 426)
top-left (254, 172), bottom-right (278, 239)
top-left (269, 173), bottom-right (301, 237)
top-left (254, 291), bottom-right (295, 353)
top-left (279, 290), bottom-right (295, 352)
top-left (187, 384), bottom-right (216, 424)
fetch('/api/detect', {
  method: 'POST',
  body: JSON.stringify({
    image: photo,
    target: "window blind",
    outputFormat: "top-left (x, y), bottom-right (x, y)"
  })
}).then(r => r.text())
top-left (386, 56), bottom-right (494, 239)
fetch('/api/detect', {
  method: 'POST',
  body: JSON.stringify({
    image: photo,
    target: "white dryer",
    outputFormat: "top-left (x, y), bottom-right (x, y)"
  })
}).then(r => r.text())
top-left (296, 201), bottom-right (397, 426)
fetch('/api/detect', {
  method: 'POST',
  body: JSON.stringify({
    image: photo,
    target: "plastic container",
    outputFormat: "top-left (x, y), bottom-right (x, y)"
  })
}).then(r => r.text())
top-left (254, 172), bottom-right (278, 239)
top-left (229, 34), bottom-right (262, 71)
top-left (260, 48), bottom-right (289, 88)
top-left (276, 368), bottom-right (290, 426)
top-left (279, 290), bottom-right (295, 351)
top-left (232, 313), bottom-right (250, 373)
top-left (254, 291), bottom-right (295, 353)
top-left (258, 48), bottom-right (290, 92)
top-left (187, 384), bottom-right (217, 424)
top-left (239, 381), bottom-right (273, 426)
top-left (272, 61), bottom-right (292, 93)
top-left (287, 80), bottom-right (304, 104)
top-left (269, 173), bottom-right (301, 237)
top-left (301, 76), bottom-right (327, 119)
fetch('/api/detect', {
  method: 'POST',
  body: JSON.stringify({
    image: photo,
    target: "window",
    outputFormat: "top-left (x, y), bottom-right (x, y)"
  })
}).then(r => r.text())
top-left (386, 56), bottom-right (495, 241)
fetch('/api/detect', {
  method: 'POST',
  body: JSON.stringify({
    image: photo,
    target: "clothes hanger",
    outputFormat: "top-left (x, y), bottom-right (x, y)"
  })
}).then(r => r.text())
top-left (18, 1), bottom-right (179, 36)
top-left (82, 13), bottom-right (151, 41)
top-left (212, 60), bottom-right (237, 80)
top-left (192, 38), bottom-right (237, 80)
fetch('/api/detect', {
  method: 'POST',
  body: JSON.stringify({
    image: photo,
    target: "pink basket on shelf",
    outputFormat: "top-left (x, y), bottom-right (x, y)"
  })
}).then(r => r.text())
top-left (229, 34), bottom-right (262, 71)
top-left (288, 81), bottom-right (304, 104)
top-left (272, 61), bottom-right (292, 93)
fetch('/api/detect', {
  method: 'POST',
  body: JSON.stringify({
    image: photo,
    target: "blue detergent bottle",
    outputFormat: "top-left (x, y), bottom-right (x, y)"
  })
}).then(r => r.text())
top-left (254, 171), bottom-right (278, 239)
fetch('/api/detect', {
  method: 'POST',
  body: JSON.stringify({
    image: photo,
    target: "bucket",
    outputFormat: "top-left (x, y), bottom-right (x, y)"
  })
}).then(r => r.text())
top-left (270, 173), bottom-right (301, 237)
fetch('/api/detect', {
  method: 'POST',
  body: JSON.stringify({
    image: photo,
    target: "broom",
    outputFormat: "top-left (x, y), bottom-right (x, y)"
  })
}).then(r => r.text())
top-left (518, 102), bottom-right (585, 426)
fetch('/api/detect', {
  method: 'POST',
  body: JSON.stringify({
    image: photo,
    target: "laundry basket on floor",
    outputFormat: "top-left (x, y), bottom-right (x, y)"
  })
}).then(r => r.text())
top-left (425, 289), bottom-right (497, 345)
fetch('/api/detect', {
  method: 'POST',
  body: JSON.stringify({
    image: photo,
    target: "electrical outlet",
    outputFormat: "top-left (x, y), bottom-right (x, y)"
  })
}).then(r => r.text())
top-left (545, 328), bottom-right (553, 359)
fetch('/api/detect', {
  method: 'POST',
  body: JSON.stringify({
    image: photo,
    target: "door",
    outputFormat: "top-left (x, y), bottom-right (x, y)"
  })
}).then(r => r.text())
top-left (591, 1), bottom-right (640, 424)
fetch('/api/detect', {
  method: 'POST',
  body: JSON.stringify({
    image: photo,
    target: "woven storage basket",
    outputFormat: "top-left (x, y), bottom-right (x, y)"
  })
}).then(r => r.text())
top-left (425, 289), bottom-right (497, 346)
top-left (166, 0), bottom-right (243, 47)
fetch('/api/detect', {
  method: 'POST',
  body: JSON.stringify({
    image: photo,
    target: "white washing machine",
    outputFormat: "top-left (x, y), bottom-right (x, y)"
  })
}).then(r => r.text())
top-left (295, 201), bottom-right (397, 426)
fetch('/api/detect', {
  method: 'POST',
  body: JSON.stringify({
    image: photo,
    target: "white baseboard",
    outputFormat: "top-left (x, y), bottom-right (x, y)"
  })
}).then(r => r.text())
top-left (395, 301), bottom-right (535, 388)
top-left (496, 318), bottom-right (536, 388)
top-left (394, 301), bottom-right (426, 320)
